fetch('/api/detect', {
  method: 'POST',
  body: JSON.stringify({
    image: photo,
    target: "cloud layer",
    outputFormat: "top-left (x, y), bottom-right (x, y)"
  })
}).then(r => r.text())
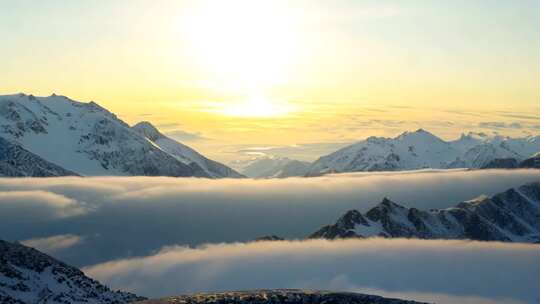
top-left (1, 169), bottom-right (539, 267)
top-left (84, 238), bottom-right (540, 304)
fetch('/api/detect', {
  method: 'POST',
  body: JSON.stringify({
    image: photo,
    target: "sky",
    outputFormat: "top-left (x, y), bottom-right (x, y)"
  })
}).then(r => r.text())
top-left (1, 0), bottom-right (539, 163)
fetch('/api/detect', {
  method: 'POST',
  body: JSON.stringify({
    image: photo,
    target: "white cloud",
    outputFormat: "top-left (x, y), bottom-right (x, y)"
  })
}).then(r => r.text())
top-left (21, 234), bottom-right (83, 254)
top-left (84, 238), bottom-right (540, 304)
top-left (0, 190), bottom-right (87, 220)
top-left (0, 169), bottom-right (538, 267)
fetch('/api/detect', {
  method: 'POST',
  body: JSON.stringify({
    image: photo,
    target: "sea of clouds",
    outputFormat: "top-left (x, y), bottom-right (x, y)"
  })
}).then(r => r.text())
top-left (84, 238), bottom-right (540, 304)
top-left (2, 169), bottom-right (540, 303)
top-left (1, 169), bottom-right (540, 267)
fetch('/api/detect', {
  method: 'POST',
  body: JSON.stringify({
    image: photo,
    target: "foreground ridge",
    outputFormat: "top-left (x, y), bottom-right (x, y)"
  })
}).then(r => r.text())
top-left (0, 239), bottom-right (144, 304)
top-left (136, 289), bottom-right (429, 304)
top-left (310, 182), bottom-right (540, 242)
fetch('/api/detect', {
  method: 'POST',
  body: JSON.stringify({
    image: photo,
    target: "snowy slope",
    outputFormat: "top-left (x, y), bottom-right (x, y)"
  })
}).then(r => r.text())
top-left (0, 93), bottom-right (230, 177)
top-left (132, 122), bottom-right (243, 178)
top-left (240, 156), bottom-right (310, 178)
top-left (307, 129), bottom-right (540, 175)
top-left (309, 182), bottom-right (540, 243)
top-left (0, 136), bottom-right (78, 177)
top-left (0, 240), bottom-right (144, 304)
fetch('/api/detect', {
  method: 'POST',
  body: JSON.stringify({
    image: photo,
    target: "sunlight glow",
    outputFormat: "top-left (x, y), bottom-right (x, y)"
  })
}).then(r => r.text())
top-left (220, 95), bottom-right (295, 118)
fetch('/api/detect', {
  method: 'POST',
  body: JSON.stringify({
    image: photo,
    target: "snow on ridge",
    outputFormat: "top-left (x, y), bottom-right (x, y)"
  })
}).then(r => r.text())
top-left (307, 128), bottom-right (540, 176)
top-left (0, 93), bottom-right (239, 178)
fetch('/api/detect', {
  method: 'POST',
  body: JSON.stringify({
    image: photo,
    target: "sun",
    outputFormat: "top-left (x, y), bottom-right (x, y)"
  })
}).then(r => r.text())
top-left (179, 0), bottom-right (302, 117)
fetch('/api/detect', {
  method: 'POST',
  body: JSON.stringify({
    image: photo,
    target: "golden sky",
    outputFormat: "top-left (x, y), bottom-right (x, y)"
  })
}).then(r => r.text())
top-left (1, 0), bottom-right (539, 162)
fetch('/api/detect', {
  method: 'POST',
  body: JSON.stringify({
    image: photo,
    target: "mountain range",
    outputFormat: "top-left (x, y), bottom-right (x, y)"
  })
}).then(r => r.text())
top-left (309, 182), bottom-right (540, 243)
top-left (306, 129), bottom-right (540, 175)
top-left (0, 93), bottom-right (242, 178)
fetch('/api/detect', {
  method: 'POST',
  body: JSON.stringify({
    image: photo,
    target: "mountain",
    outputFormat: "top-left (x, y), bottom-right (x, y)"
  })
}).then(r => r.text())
top-left (239, 157), bottom-right (311, 178)
top-left (0, 239), bottom-right (144, 304)
top-left (478, 152), bottom-right (540, 169)
top-left (306, 129), bottom-right (540, 175)
top-left (309, 182), bottom-right (540, 243)
top-left (481, 158), bottom-right (519, 169)
top-left (520, 152), bottom-right (540, 168)
top-left (0, 137), bottom-right (78, 177)
top-left (132, 122), bottom-right (243, 178)
top-left (137, 289), bottom-right (427, 304)
top-left (0, 93), bottom-right (238, 178)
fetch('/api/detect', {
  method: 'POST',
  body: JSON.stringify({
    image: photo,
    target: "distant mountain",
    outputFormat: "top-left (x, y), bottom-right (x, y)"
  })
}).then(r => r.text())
top-left (240, 157), bottom-right (311, 178)
top-left (481, 158), bottom-right (519, 169)
top-left (0, 137), bottom-right (78, 177)
top-left (520, 152), bottom-right (540, 168)
top-left (0, 239), bottom-right (144, 304)
top-left (138, 289), bottom-right (427, 304)
top-left (0, 93), bottom-right (240, 178)
top-left (254, 235), bottom-right (285, 242)
top-left (306, 129), bottom-right (540, 175)
top-left (309, 182), bottom-right (540, 243)
top-left (480, 152), bottom-right (540, 169)
top-left (132, 122), bottom-right (243, 178)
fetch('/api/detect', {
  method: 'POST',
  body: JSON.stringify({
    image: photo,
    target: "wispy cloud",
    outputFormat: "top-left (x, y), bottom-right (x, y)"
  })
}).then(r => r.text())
top-left (21, 234), bottom-right (84, 254)
top-left (165, 129), bottom-right (207, 141)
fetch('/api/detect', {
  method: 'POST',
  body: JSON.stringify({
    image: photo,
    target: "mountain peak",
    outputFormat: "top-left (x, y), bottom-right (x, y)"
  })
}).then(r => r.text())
top-left (310, 182), bottom-right (540, 242)
top-left (396, 128), bottom-right (440, 141)
top-left (132, 121), bottom-right (165, 141)
top-left (379, 197), bottom-right (404, 209)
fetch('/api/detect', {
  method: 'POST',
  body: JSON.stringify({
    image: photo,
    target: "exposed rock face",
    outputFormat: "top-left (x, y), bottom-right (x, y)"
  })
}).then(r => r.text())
top-left (0, 240), bottom-right (144, 304)
top-left (0, 137), bottom-right (78, 177)
top-left (309, 182), bottom-right (540, 243)
top-left (136, 289), bottom-right (428, 304)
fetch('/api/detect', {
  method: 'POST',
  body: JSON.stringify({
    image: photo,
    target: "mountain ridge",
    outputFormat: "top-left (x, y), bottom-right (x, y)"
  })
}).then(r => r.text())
top-left (309, 181), bottom-right (540, 242)
top-left (307, 129), bottom-right (540, 175)
top-left (0, 93), bottom-right (240, 178)
top-left (136, 289), bottom-right (428, 304)
top-left (0, 239), bottom-right (144, 304)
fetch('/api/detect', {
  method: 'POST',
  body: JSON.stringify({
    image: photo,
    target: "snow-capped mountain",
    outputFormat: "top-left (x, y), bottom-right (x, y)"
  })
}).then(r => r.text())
top-left (139, 289), bottom-right (427, 304)
top-left (239, 156), bottom-right (311, 178)
top-left (0, 137), bottom-right (78, 177)
top-left (0, 239), bottom-right (144, 304)
top-left (309, 182), bottom-right (540, 243)
top-left (307, 129), bottom-right (540, 175)
top-left (0, 93), bottom-right (239, 178)
top-left (132, 122), bottom-right (243, 178)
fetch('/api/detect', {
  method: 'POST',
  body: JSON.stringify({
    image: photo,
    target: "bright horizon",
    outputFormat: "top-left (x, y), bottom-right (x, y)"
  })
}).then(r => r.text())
top-left (1, 0), bottom-right (539, 163)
